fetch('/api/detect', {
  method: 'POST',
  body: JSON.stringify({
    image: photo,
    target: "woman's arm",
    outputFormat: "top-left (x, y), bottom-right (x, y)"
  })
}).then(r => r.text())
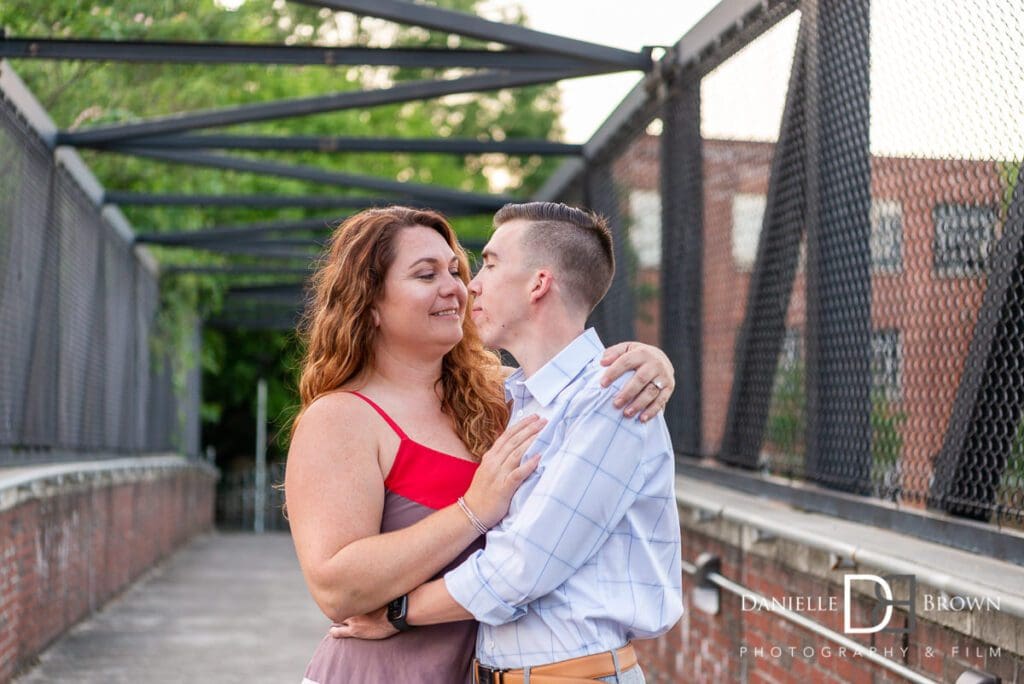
top-left (503, 341), bottom-right (677, 422)
top-left (285, 393), bottom-right (541, 623)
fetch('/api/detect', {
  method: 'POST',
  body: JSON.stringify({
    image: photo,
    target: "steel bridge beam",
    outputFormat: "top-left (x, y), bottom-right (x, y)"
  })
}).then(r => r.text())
top-left (106, 146), bottom-right (512, 210)
top-left (84, 133), bottom-right (582, 156)
top-left (293, 0), bottom-right (650, 69)
top-left (56, 68), bottom-right (589, 146)
top-left (0, 36), bottom-right (614, 71)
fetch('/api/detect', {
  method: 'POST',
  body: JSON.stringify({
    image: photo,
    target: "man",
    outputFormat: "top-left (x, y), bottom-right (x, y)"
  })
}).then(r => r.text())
top-left (337, 202), bottom-right (682, 683)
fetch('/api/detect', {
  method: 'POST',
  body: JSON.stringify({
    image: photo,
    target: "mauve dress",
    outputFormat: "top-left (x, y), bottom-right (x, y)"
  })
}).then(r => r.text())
top-left (302, 392), bottom-right (483, 684)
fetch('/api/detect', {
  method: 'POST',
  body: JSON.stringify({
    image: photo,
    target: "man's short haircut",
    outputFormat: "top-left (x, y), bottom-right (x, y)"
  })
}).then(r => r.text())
top-left (493, 202), bottom-right (614, 315)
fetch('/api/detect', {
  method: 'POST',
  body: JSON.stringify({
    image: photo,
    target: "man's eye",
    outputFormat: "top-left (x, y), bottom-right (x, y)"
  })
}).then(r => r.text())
top-left (486, 263), bottom-right (495, 269)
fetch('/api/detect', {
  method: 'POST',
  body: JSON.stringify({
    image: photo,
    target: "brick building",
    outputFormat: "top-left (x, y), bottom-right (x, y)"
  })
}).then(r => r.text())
top-left (615, 134), bottom-right (1006, 494)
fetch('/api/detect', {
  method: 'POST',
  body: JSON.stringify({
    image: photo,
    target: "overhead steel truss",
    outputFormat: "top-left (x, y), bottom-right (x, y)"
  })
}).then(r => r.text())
top-left (3, 0), bottom-right (652, 278)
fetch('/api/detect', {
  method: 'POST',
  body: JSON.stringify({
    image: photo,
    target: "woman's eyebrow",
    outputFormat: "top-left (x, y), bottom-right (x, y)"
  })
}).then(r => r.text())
top-left (408, 255), bottom-right (458, 268)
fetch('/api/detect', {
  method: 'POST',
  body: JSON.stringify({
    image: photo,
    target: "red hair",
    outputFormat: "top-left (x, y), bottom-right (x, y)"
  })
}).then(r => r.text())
top-left (293, 206), bottom-right (508, 458)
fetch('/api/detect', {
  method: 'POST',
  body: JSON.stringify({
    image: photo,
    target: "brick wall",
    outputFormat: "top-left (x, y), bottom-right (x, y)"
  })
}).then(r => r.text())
top-left (631, 508), bottom-right (1023, 683)
top-left (0, 460), bottom-right (216, 681)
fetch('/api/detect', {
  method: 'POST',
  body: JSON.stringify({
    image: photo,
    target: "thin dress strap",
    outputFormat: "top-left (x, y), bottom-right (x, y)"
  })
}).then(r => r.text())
top-left (347, 391), bottom-right (409, 440)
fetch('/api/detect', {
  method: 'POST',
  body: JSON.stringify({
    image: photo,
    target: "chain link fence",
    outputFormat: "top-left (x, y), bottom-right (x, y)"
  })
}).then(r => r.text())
top-left (542, 0), bottom-right (1024, 530)
top-left (0, 74), bottom-right (199, 464)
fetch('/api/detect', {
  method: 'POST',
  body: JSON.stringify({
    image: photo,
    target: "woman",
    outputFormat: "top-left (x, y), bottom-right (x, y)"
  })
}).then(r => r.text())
top-left (286, 206), bottom-right (674, 683)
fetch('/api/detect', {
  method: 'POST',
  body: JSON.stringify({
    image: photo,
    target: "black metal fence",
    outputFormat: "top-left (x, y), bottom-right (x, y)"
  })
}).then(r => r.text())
top-left (542, 0), bottom-right (1024, 531)
top-left (216, 462), bottom-right (289, 532)
top-left (0, 67), bottom-right (200, 464)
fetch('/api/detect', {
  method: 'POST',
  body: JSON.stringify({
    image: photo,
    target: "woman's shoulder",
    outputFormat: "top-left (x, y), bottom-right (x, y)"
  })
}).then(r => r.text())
top-left (293, 390), bottom-right (378, 442)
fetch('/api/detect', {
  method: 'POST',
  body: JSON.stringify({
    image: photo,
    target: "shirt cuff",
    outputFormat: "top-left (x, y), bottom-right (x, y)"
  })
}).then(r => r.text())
top-left (444, 550), bottom-right (527, 626)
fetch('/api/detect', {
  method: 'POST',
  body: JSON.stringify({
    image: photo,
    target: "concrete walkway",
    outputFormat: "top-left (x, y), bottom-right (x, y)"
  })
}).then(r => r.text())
top-left (16, 532), bottom-right (330, 683)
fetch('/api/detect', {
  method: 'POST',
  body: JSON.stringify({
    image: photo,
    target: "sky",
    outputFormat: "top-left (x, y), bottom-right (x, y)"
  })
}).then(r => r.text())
top-left (494, 0), bottom-right (722, 143)
top-left (214, 0), bottom-right (1024, 161)
top-left (505, 0), bottom-right (1024, 161)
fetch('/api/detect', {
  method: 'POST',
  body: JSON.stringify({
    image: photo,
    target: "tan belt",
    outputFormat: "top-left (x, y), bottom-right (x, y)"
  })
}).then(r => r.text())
top-left (473, 644), bottom-right (637, 684)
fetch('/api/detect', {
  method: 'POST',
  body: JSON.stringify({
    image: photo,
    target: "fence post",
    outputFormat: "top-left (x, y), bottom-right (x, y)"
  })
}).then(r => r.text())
top-left (254, 377), bottom-right (267, 534)
top-left (660, 68), bottom-right (703, 458)
top-left (803, 0), bottom-right (873, 494)
top-left (585, 161), bottom-right (636, 345)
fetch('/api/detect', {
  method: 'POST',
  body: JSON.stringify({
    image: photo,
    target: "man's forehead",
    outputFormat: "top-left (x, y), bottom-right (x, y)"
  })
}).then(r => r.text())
top-left (485, 219), bottom-right (529, 253)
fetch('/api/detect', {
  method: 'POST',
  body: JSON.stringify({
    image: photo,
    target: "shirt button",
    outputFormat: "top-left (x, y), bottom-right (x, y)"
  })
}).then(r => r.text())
top-left (516, 409), bottom-right (523, 417)
top-left (488, 640), bottom-right (495, 649)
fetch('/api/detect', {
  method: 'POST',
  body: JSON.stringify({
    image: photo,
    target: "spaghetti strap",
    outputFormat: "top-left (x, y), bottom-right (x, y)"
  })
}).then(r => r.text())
top-left (347, 391), bottom-right (409, 440)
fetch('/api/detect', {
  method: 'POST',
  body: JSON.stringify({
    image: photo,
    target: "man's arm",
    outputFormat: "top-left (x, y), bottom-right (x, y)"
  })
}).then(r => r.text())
top-left (443, 384), bottom-right (650, 626)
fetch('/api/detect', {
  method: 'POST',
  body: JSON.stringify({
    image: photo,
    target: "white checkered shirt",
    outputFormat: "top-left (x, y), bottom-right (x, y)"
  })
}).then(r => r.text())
top-left (444, 328), bottom-right (683, 669)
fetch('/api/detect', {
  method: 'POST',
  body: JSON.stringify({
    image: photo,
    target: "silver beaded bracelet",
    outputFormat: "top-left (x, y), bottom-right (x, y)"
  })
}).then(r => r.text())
top-left (457, 496), bottom-right (489, 536)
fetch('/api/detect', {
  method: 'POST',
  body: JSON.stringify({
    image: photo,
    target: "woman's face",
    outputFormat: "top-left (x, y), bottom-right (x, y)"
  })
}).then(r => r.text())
top-left (374, 224), bottom-right (468, 356)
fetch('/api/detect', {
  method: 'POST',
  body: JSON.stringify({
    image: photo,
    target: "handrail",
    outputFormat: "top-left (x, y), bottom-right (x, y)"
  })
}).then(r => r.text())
top-left (679, 556), bottom-right (937, 684)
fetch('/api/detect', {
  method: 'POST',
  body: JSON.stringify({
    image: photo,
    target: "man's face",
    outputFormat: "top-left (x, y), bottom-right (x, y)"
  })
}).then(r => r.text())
top-left (469, 219), bottom-right (534, 349)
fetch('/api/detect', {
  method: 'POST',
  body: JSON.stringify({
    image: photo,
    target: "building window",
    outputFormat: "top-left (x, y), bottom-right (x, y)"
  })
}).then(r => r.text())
top-left (627, 190), bottom-right (661, 269)
top-left (780, 327), bottom-right (802, 370)
top-left (732, 193), bottom-right (766, 271)
top-left (870, 199), bottom-right (903, 272)
top-left (871, 328), bottom-right (902, 402)
top-left (933, 203), bottom-right (996, 276)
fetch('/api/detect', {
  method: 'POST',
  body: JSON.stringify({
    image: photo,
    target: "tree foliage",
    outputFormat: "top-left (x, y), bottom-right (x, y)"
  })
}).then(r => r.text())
top-left (1, 0), bottom-right (563, 465)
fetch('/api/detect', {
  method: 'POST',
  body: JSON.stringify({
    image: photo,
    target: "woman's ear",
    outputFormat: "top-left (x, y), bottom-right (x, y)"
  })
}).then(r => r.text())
top-left (370, 307), bottom-right (381, 327)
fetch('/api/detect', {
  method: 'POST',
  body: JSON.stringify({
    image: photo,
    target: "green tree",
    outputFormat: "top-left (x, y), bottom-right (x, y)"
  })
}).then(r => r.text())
top-left (1, 0), bottom-right (563, 472)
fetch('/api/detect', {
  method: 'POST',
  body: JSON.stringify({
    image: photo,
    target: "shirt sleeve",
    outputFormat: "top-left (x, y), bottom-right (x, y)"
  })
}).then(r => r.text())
top-left (444, 385), bottom-right (650, 626)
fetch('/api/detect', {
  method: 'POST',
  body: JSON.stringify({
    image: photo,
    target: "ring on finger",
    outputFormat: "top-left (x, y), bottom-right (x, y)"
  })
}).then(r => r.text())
top-left (651, 378), bottom-right (665, 391)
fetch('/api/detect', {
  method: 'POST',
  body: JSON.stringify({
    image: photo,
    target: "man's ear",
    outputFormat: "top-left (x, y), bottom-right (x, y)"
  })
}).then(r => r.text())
top-left (528, 270), bottom-right (554, 304)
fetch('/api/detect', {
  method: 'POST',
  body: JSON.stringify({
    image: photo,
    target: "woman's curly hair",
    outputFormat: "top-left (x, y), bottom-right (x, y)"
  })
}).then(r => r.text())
top-left (292, 206), bottom-right (508, 458)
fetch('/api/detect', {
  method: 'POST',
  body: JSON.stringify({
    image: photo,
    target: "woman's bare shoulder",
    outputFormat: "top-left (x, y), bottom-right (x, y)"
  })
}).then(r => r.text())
top-left (291, 390), bottom-right (378, 452)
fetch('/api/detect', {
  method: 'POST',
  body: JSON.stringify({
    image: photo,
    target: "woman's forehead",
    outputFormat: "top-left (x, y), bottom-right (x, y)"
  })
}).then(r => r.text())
top-left (394, 224), bottom-right (456, 263)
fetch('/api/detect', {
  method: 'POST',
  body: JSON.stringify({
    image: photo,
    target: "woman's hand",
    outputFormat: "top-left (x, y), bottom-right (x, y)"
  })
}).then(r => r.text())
top-left (462, 415), bottom-right (545, 529)
top-left (329, 607), bottom-right (397, 640)
top-left (599, 342), bottom-right (676, 423)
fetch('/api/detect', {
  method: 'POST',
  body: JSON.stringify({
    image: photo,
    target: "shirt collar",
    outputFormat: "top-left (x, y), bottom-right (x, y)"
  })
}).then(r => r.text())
top-left (503, 328), bottom-right (605, 407)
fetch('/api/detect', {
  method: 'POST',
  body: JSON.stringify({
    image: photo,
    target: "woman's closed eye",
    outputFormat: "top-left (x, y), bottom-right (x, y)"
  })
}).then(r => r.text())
top-left (417, 269), bottom-right (460, 280)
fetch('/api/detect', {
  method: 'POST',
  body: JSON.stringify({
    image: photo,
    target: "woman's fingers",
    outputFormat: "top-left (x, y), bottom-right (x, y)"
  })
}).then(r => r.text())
top-left (509, 454), bottom-right (541, 485)
top-left (498, 417), bottom-right (545, 465)
top-left (640, 393), bottom-right (671, 423)
top-left (623, 381), bottom-right (663, 420)
top-left (484, 415), bottom-right (541, 463)
top-left (612, 367), bottom-right (656, 411)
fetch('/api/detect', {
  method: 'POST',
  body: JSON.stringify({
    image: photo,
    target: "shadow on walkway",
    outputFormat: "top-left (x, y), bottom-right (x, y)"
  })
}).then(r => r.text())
top-left (17, 532), bottom-right (328, 683)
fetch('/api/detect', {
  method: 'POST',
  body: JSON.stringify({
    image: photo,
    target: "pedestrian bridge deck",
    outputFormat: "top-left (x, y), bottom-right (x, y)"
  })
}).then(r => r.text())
top-left (16, 533), bottom-right (327, 684)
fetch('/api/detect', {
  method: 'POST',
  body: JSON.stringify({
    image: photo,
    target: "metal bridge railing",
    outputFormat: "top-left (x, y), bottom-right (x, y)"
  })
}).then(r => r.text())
top-left (0, 65), bottom-right (199, 464)
top-left (537, 0), bottom-right (1024, 540)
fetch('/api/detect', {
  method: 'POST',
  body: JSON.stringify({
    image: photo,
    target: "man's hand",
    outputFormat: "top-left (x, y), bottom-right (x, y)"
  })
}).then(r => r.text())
top-left (328, 606), bottom-right (398, 640)
top-left (599, 342), bottom-right (675, 423)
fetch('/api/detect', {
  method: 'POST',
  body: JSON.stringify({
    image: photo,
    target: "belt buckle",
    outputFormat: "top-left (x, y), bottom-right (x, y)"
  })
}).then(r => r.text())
top-left (476, 663), bottom-right (505, 684)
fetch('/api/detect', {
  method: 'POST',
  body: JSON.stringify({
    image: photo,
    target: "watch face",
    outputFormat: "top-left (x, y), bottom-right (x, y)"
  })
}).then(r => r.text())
top-left (387, 595), bottom-right (408, 626)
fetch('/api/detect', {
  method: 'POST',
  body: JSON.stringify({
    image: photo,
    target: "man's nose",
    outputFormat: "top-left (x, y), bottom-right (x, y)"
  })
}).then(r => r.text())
top-left (468, 275), bottom-right (481, 296)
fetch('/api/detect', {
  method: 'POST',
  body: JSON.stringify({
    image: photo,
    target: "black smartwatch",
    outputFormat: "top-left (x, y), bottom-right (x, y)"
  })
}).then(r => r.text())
top-left (387, 594), bottom-right (412, 632)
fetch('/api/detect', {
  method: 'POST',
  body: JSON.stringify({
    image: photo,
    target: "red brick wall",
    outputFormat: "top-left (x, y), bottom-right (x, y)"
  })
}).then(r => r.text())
top-left (0, 465), bottom-right (216, 681)
top-left (614, 135), bottom-right (1003, 499)
top-left (631, 524), bottom-right (1022, 683)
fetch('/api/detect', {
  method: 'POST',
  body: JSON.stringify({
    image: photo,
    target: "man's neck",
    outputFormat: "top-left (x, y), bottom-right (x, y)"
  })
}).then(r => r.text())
top-left (506, 316), bottom-right (586, 379)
